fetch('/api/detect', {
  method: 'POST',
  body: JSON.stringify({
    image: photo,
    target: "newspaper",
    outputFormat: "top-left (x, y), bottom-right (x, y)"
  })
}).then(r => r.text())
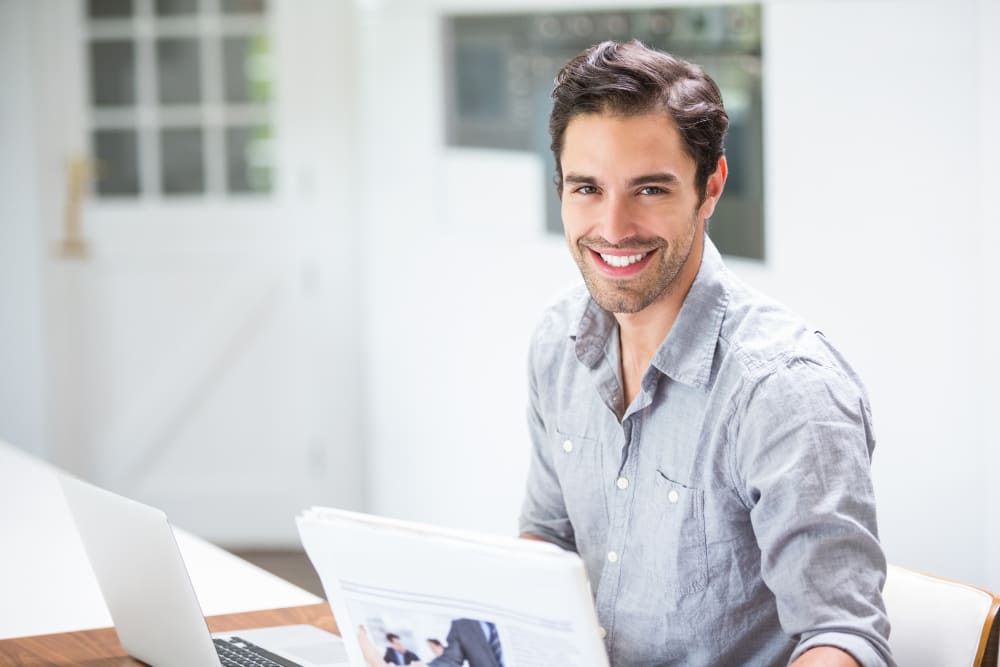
top-left (297, 507), bottom-right (610, 667)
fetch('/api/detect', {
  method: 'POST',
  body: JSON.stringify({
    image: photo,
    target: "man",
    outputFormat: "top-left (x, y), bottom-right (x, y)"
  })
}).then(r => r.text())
top-left (383, 633), bottom-right (420, 666)
top-left (428, 618), bottom-right (504, 667)
top-left (518, 40), bottom-right (893, 666)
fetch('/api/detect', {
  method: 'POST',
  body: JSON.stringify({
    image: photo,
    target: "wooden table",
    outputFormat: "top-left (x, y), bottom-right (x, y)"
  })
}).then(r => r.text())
top-left (0, 602), bottom-right (338, 666)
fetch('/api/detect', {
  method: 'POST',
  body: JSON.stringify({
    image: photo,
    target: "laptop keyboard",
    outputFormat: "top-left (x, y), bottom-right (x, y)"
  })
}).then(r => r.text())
top-left (214, 637), bottom-right (302, 667)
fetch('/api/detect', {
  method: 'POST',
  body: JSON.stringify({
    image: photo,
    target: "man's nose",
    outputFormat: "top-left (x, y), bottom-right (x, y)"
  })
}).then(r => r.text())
top-left (601, 194), bottom-right (636, 245)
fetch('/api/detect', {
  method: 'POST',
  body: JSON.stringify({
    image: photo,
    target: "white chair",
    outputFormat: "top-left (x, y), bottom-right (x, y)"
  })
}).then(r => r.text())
top-left (883, 564), bottom-right (1000, 666)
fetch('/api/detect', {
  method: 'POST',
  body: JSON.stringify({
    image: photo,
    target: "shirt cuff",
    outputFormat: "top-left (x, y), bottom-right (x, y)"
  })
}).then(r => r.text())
top-left (517, 518), bottom-right (576, 552)
top-left (791, 631), bottom-right (894, 667)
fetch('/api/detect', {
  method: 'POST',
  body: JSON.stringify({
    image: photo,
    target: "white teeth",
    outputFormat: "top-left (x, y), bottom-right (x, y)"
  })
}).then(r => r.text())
top-left (599, 252), bottom-right (647, 268)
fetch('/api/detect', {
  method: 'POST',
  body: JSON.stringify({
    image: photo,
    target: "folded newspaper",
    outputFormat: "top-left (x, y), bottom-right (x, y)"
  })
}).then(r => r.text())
top-left (297, 507), bottom-right (610, 667)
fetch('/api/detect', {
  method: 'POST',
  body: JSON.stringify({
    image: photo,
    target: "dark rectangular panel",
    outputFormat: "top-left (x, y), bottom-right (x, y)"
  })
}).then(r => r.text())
top-left (90, 40), bottom-right (137, 107)
top-left (160, 127), bottom-right (205, 194)
top-left (88, 0), bottom-right (133, 19)
top-left (223, 35), bottom-right (271, 103)
top-left (155, 0), bottom-right (198, 16)
top-left (225, 125), bottom-right (272, 193)
top-left (156, 38), bottom-right (202, 105)
top-left (444, 6), bottom-right (765, 260)
top-left (93, 129), bottom-right (140, 196)
top-left (222, 0), bottom-right (266, 15)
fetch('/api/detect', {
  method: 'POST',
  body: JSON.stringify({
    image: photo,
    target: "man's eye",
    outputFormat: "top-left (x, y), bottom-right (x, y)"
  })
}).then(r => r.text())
top-left (638, 186), bottom-right (667, 195)
top-left (574, 185), bottom-right (598, 195)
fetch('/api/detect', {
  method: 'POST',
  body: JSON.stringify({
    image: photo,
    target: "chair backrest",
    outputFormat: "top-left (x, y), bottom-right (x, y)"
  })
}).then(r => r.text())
top-left (884, 564), bottom-right (1000, 667)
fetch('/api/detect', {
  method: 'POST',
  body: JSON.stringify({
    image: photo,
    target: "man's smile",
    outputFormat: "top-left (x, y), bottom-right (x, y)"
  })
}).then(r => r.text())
top-left (599, 251), bottom-right (647, 267)
top-left (587, 247), bottom-right (658, 277)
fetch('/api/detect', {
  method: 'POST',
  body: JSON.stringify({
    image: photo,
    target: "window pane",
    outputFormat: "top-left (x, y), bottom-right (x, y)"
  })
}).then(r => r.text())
top-left (156, 38), bottom-right (202, 105)
top-left (223, 35), bottom-right (271, 103)
top-left (222, 0), bottom-right (266, 15)
top-left (90, 41), bottom-right (136, 107)
top-left (160, 128), bottom-right (205, 194)
top-left (93, 129), bottom-right (140, 196)
top-left (455, 44), bottom-right (506, 119)
top-left (226, 125), bottom-right (272, 193)
top-left (155, 0), bottom-right (198, 16)
top-left (88, 0), bottom-right (133, 18)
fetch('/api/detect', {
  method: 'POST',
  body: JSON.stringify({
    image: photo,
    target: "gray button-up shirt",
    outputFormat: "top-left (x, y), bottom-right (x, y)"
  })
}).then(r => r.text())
top-left (519, 237), bottom-right (893, 666)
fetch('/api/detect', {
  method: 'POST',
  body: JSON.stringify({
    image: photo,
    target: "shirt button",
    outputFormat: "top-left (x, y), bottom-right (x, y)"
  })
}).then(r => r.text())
top-left (562, 439), bottom-right (573, 453)
top-left (607, 550), bottom-right (619, 563)
top-left (598, 626), bottom-right (607, 639)
top-left (668, 489), bottom-right (680, 503)
top-left (615, 477), bottom-right (629, 490)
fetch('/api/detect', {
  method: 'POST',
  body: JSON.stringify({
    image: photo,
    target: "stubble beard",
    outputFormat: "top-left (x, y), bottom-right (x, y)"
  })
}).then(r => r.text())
top-left (572, 213), bottom-right (700, 315)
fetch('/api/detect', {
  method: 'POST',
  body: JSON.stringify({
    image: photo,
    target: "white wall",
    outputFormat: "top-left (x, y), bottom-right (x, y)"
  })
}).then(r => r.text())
top-left (977, 0), bottom-right (1000, 580)
top-left (0, 0), bottom-right (47, 457)
top-left (270, 0), bottom-right (369, 522)
top-left (357, 2), bottom-right (580, 537)
top-left (756, 0), bottom-right (986, 585)
top-left (358, 0), bottom-right (1000, 590)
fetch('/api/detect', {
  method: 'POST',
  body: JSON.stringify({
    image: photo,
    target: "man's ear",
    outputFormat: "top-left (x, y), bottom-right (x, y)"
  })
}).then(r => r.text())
top-left (698, 156), bottom-right (728, 220)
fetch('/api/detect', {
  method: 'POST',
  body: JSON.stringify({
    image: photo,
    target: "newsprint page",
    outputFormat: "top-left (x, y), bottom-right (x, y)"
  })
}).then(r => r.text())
top-left (297, 508), bottom-right (610, 667)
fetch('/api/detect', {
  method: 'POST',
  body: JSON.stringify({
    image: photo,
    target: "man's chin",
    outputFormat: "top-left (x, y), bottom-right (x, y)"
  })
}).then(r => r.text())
top-left (585, 284), bottom-right (653, 315)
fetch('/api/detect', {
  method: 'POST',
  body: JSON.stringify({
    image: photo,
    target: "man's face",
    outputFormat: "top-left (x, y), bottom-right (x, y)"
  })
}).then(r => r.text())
top-left (390, 638), bottom-right (405, 651)
top-left (559, 111), bottom-right (724, 314)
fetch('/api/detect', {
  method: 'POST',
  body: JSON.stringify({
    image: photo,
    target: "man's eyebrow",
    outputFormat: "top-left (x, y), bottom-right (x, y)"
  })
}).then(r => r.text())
top-left (563, 173), bottom-right (597, 185)
top-left (627, 172), bottom-right (679, 187)
top-left (562, 172), bottom-right (680, 187)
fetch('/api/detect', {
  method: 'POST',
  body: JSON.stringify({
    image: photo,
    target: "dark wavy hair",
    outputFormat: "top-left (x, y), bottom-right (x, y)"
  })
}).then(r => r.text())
top-left (549, 40), bottom-right (729, 202)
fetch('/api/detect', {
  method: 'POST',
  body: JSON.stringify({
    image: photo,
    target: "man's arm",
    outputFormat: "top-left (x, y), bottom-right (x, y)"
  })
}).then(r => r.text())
top-left (735, 360), bottom-right (893, 666)
top-left (517, 348), bottom-right (576, 551)
top-left (519, 533), bottom-right (550, 542)
top-left (793, 646), bottom-right (861, 667)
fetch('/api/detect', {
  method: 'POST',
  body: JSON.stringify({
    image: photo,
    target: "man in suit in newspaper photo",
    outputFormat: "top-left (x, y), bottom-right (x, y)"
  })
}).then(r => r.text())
top-left (518, 40), bottom-right (894, 666)
top-left (355, 618), bottom-right (506, 667)
top-left (428, 619), bottom-right (505, 667)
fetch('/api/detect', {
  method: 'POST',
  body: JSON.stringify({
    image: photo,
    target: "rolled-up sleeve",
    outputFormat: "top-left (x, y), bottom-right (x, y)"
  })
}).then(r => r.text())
top-left (733, 358), bottom-right (894, 667)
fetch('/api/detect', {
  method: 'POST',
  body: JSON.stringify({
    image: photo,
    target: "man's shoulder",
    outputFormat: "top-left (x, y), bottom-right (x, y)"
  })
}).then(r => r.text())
top-left (531, 283), bottom-right (590, 348)
top-left (712, 280), bottom-right (874, 459)
top-left (717, 278), bottom-right (856, 385)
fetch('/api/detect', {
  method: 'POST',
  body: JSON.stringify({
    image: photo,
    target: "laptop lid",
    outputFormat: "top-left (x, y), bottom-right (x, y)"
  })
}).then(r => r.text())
top-left (60, 475), bottom-right (350, 667)
top-left (59, 474), bottom-right (223, 666)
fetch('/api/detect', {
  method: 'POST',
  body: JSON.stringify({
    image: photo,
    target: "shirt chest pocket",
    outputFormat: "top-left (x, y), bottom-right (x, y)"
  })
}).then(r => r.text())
top-left (633, 471), bottom-right (709, 602)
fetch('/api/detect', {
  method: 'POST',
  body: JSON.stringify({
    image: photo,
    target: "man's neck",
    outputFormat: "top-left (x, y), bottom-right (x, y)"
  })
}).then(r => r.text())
top-left (615, 233), bottom-right (704, 409)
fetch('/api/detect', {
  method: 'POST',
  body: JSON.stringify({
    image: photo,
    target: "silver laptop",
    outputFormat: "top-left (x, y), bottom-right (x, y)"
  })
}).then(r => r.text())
top-left (59, 474), bottom-right (350, 667)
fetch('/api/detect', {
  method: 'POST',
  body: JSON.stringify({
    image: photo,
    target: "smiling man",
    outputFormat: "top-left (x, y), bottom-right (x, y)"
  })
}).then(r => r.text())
top-left (519, 41), bottom-right (894, 666)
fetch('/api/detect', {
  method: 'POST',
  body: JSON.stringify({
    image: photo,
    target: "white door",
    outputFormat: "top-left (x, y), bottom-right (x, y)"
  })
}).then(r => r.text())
top-left (31, 0), bottom-right (364, 546)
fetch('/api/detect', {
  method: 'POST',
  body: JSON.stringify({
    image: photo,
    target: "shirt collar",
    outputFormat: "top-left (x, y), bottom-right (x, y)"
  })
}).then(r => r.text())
top-left (570, 288), bottom-right (616, 369)
top-left (570, 235), bottom-right (730, 391)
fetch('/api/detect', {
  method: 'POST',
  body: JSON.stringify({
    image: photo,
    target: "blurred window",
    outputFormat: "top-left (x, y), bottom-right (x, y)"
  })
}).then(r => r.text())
top-left (445, 6), bottom-right (765, 261)
top-left (85, 0), bottom-right (273, 199)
